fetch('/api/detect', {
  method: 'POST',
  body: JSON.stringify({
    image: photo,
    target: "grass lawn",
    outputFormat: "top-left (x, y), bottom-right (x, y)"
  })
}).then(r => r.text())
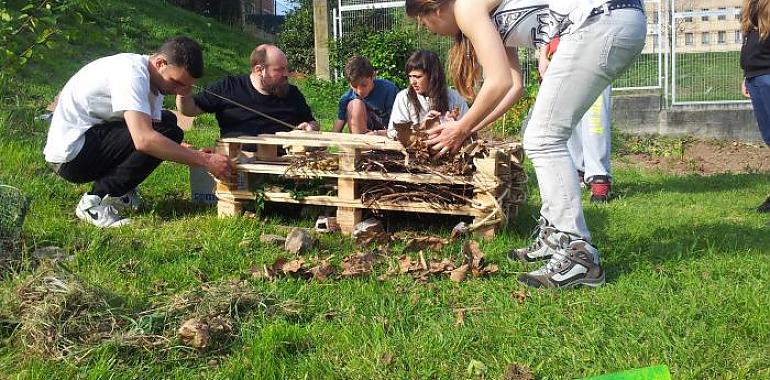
top-left (1, 1), bottom-right (770, 379)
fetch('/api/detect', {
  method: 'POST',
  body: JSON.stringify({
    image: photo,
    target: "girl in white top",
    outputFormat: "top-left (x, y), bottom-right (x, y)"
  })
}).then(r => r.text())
top-left (387, 50), bottom-right (468, 139)
top-left (405, 0), bottom-right (646, 288)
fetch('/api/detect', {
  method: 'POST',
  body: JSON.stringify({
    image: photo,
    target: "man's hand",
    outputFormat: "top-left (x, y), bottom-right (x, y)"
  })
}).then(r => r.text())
top-left (297, 121), bottom-right (320, 132)
top-left (204, 153), bottom-right (237, 183)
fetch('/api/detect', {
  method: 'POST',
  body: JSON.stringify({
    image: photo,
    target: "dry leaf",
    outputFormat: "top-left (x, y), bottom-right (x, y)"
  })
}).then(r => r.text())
top-left (502, 363), bottom-right (535, 380)
top-left (281, 259), bottom-right (305, 275)
top-left (454, 309), bottom-right (465, 326)
top-left (512, 290), bottom-right (528, 304)
top-left (354, 230), bottom-right (391, 246)
top-left (309, 260), bottom-right (335, 280)
top-left (462, 240), bottom-right (485, 268)
top-left (379, 352), bottom-right (395, 366)
top-left (178, 318), bottom-right (210, 349)
top-left (450, 264), bottom-right (469, 282)
top-left (428, 259), bottom-right (455, 274)
top-left (341, 251), bottom-right (381, 277)
top-left (403, 236), bottom-right (448, 252)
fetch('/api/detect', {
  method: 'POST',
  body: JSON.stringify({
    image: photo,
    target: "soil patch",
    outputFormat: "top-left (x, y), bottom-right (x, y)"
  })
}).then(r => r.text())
top-left (616, 140), bottom-right (770, 175)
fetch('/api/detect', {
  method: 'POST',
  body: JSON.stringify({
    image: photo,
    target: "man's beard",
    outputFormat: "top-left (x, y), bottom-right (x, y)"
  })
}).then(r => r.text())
top-left (262, 77), bottom-right (289, 97)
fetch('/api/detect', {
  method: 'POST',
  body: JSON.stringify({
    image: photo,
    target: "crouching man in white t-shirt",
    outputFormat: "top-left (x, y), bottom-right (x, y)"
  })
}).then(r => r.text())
top-left (43, 36), bottom-right (236, 228)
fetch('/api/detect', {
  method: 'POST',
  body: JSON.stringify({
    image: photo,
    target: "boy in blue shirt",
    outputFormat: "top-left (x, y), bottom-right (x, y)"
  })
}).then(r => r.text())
top-left (333, 56), bottom-right (398, 135)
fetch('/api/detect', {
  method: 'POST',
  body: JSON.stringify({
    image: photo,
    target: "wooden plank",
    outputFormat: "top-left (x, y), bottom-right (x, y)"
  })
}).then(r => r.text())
top-left (277, 130), bottom-right (393, 144)
top-left (237, 163), bottom-right (469, 184)
top-left (220, 134), bottom-right (405, 151)
top-left (337, 207), bottom-right (362, 234)
top-left (256, 144), bottom-right (278, 161)
top-left (216, 190), bottom-right (490, 217)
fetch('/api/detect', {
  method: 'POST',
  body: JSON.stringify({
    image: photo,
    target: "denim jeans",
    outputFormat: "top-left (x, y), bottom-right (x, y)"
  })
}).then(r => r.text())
top-left (567, 85), bottom-right (613, 182)
top-left (745, 75), bottom-right (770, 146)
top-left (522, 8), bottom-right (646, 241)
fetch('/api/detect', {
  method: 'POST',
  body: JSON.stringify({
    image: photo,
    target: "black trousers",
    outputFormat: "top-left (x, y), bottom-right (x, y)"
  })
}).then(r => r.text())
top-left (57, 110), bottom-right (183, 197)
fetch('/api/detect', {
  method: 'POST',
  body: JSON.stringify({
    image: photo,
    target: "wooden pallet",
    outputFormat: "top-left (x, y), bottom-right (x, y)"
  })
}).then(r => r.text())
top-left (214, 131), bottom-right (527, 239)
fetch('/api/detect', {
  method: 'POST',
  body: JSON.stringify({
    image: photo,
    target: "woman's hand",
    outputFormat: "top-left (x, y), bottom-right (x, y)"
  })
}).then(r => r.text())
top-left (742, 79), bottom-right (751, 98)
top-left (425, 119), bottom-right (469, 156)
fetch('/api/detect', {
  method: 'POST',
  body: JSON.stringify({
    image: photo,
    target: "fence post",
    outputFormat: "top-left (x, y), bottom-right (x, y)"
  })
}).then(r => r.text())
top-left (313, 0), bottom-right (331, 80)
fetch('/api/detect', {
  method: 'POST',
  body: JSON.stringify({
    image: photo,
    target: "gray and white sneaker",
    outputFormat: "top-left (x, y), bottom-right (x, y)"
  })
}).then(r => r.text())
top-left (518, 233), bottom-right (605, 289)
top-left (75, 193), bottom-right (131, 228)
top-left (101, 188), bottom-right (141, 212)
top-left (508, 216), bottom-right (559, 262)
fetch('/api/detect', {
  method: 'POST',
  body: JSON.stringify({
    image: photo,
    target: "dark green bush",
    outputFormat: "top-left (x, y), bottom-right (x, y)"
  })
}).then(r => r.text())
top-left (277, 0), bottom-right (315, 74)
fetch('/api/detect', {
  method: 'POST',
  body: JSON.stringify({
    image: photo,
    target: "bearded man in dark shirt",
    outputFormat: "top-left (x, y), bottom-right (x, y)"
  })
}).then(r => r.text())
top-left (176, 44), bottom-right (319, 137)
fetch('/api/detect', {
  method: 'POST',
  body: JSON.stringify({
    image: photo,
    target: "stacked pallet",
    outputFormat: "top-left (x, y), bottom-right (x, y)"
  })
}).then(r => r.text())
top-left (214, 131), bottom-right (527, 239)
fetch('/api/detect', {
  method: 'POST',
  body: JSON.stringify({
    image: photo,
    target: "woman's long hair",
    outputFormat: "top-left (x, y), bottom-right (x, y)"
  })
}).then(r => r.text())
top-left (405, 50), bottom-right (450, 118)
top-left (742, 0), bottom-right (770, 40)
top-left (406, 0), bottom-right (481, 100)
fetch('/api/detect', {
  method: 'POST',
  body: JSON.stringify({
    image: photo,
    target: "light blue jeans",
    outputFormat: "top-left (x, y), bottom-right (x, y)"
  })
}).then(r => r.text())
top-left (567, 85), bottom-right (613, 182)
top-left (523, 9), bottom-right (646, 241)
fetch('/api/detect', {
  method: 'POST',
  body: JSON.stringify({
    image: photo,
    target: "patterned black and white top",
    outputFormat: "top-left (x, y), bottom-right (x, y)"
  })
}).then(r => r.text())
top-left (492, 0), bottom-right (609, 48)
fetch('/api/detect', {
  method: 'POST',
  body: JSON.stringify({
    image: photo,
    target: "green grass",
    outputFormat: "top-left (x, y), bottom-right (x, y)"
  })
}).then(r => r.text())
top-left (2, 1), bottom-right (770, 379)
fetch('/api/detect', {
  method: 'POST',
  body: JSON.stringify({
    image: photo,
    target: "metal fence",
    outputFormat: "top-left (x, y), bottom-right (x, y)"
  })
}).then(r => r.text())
top-left (331, 0), bottom-right (748, 107)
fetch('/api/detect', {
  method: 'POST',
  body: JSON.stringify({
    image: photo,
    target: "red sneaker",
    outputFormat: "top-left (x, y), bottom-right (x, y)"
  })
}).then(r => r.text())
top-left (588, 175), bottom-right (611, 203)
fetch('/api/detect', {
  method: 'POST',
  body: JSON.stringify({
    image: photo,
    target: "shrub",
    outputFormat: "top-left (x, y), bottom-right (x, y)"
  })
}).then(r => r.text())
top-left (277, 0), bottom-right (315, 74)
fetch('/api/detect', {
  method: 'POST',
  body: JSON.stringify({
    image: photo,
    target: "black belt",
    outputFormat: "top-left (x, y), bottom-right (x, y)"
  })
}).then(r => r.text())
top-left (588, 0), bottom-right (644, 19)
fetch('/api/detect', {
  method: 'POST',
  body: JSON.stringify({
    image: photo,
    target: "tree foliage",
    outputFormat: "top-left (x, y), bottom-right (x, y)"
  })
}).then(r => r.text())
top-left (277, 0), bottom-right (314, 74)
top-left (0, 0), bottom-right (91, 76)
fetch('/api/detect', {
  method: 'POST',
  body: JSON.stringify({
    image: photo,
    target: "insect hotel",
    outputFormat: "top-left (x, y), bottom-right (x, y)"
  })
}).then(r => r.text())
top-left (214, 127), bottom-right (527, 239)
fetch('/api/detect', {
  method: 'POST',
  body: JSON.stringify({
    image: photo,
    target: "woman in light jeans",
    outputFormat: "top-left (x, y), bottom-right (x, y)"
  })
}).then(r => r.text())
top-left (405, 0), bottom-right (646, 288)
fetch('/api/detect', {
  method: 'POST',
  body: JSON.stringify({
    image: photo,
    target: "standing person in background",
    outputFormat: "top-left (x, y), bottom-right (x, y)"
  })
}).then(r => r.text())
top-left (540, 36), bottom-right (614, 203)
top-left (405, 0), bottom-right (646, 288)
top-left (333, 56), bottom-right (399, 135)
top-left (740, 0), bottom-right (770, 213)
top-left (387, 50), bottom-right (469, 139)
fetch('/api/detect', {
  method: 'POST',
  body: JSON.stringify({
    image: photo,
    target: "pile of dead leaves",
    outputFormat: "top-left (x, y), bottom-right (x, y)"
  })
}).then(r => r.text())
top-left (248, 250), bottom-right (385, 281)
top-left (248, 239), bottom-right (498, 284)
top-left (380, 240), bottom-right (498, 283)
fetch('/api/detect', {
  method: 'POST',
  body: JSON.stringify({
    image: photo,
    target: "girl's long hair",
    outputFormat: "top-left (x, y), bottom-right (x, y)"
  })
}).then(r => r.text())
top-left (405, 50), bottom-right (450, 118)
top-left (742, 0), bottom-right (770, 40)
top-left (406, 0), bottom-right (481, 100)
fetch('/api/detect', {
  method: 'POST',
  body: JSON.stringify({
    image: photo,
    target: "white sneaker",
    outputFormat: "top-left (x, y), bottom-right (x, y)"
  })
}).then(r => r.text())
top-left (75, 193), bottom-right (131, 228)
top-left (101, 188), bottom-right (141, 212)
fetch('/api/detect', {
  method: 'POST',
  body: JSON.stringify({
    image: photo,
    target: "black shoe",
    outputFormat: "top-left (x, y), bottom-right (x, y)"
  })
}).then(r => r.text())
top-left (757, 195), bottom-right (770, 213)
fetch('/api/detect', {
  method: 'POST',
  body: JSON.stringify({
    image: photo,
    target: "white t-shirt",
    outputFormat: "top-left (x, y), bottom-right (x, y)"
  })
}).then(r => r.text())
top-left (44, 53), bottom-right (164, 163)
top-left (492, 0), bottom-right (608, 48)
top-left (387, 88), bottom-right (469, 138)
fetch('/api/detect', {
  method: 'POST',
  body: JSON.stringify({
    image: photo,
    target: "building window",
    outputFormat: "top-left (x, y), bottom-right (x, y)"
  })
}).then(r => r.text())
top-left (702, 32), bottom-right (710, 45)
top-left (685, 9), bottom-right (693, 22)
top-left (736, 30), bottom-right (743, 44)
top-left (653, 11), bottom-right (659, 24)
top-left (718, 31), bottom-right (726, 44)
top-left (702, 8), bottom-right (709, 22)
top-left (718, 7), bottom-right (727, 21)
top-left (685, 33), bottom-right (694, 45)
top-left (736, 7), bottom-right (742, 20)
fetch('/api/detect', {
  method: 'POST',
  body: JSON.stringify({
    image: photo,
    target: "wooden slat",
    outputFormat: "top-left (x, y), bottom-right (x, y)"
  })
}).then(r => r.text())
top-left (220, 134), bottom-right (406, 151)
top-left (216, 191), bottom-right (490, 217)
top-left (235, 162), bottom-right (471, 185)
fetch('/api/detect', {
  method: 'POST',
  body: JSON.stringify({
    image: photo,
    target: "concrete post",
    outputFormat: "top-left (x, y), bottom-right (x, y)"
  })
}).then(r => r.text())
top-left (313, 0), bottom-right (331, 80)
